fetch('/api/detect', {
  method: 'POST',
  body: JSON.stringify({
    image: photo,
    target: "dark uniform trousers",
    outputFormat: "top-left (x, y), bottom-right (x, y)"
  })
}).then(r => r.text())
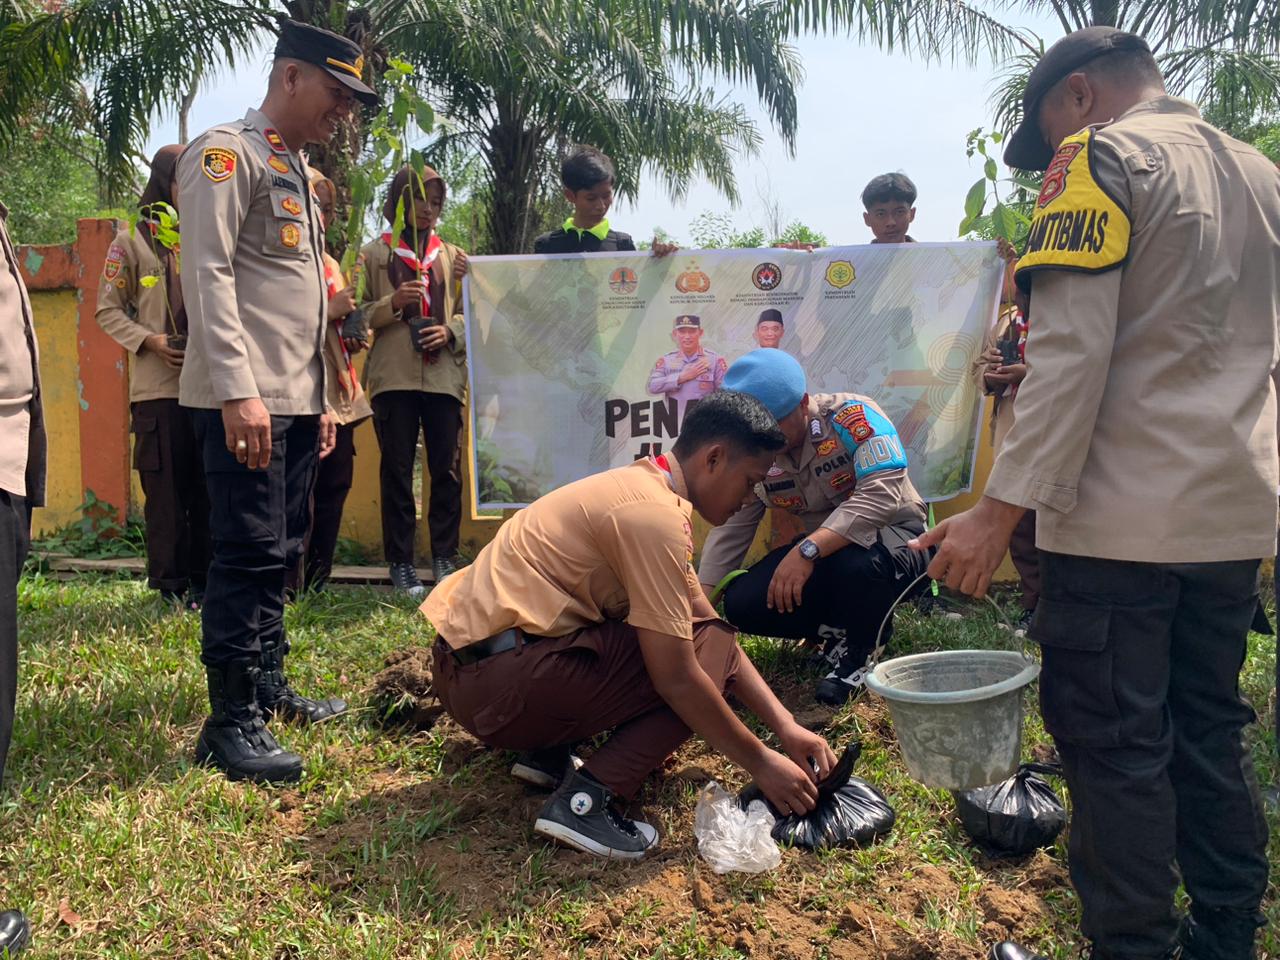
top-left (0, 491), bottom-right (28, 786)
top-left (1032, 551), bottom-right (1269, 958)
top-left (192, 410), bottom-right (318, 664)
top-left (722, 527), bottom-right (928, 662)
top-left (1009, 509), bottom-right (1040, 612)
top-left (433, 619), bottom-right (742, 798)
top-left (302, 421), bottom-right (357, 590)
top-left (372, 390), bottom-right (462, 564)
top-left (131, 399), bottom-right (210, 594)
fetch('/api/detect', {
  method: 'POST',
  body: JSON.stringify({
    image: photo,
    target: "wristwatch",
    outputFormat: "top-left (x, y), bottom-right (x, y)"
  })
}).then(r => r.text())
top-left (797, 538), bottom-right (821, 562)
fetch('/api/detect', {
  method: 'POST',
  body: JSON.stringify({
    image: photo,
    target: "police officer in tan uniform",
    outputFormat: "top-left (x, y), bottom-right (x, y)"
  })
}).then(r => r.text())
top-left (914, 28), bottom-right (1280, 960)
top-left (95, 145), bottom-right (210, 610)
top-left (699, 349), bottom-right (928, 705)
top-left (646, 315), bottom-right (727, 415)
top-left (0, 199), bottom-right (46, 955)
top-left (178, 20), bottom-right (377, 783)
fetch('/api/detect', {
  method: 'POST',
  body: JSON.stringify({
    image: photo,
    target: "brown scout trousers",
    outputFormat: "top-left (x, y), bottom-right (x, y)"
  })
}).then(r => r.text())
top-left (432, 618), bottom-right (742, 798)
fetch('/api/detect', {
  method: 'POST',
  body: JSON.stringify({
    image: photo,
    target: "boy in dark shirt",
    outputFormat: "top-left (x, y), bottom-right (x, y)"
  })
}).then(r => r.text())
top-left (534, 146), bottom-right (676, 255)
top-left (861, 173), bottom-right (918, 244)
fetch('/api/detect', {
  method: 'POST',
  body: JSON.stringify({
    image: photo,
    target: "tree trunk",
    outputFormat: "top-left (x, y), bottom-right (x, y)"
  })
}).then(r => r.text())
top-left (178, 83), bottom-right (198, 144)
top-left (1089, 0), bottom-right (1119, 27)
top-left (484, 116), bottom-right (544, 255)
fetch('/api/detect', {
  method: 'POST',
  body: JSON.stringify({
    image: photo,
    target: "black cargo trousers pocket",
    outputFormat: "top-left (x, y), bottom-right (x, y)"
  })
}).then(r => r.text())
top-left (1030, 552), bottom-right (1174, 749)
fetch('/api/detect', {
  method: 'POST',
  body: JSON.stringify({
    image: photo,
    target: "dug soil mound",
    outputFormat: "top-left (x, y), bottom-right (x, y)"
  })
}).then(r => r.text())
top-left (321, 653), bottom-right (1071, 957)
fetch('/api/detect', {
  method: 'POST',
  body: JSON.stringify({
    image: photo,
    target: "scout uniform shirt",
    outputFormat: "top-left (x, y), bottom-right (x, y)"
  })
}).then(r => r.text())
top-left (0, 202), bottom-right (46, 505)
top-left (176, 108), bottom-right (327, 414)
top-left (533, 218), bottom-right (637, 254)
top-left (699, 393), bottom-right (926, 587)
top-left (987, 96), bottom-right (1280, 563)
top-left (95, 224), bottom-right (181, 402)
top-left (319, 251), bottom-right (372, 425)
top-left (356, 235), bottom-right (467, 403)
top-left (422, 458), bottom-right (703, 648)
top-left (646, 349), bottom-right (727, 404)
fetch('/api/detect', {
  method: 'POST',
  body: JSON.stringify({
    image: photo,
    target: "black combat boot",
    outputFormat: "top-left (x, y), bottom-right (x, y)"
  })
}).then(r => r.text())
top-left (196, 658), bottom-right (303, 784)
top-left (256, 637), bottom-right (347, 725)
top-left (1179, 908), bottom-right (1266, 960)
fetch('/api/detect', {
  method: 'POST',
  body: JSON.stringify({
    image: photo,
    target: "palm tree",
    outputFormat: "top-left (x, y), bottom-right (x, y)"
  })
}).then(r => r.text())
top-left (861, 0), bottom-right (1280, 149)
top-left (0, 0), bottom-right (995, 216)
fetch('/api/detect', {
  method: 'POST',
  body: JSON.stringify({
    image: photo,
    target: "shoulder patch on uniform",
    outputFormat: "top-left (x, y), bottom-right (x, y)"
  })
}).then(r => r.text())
top-left (831, 402), bottom-right (873, 442)
top-left (201, 147), bottom-right (237, 183)
top-left (264, 129), bottom-right (288, 154)
top-left (809, 418), bottom-right (822, 438)
top-left (103, 243), bottom-right (126, 282)
top-left (1016, 128), bottom-right (1130, 282)
top-left (267, 155), bottom-right (290, 174)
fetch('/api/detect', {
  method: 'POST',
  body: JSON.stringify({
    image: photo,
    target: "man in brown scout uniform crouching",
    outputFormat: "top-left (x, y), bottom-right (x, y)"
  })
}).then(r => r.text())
top-left (422, 391), bottom-right (836, 859)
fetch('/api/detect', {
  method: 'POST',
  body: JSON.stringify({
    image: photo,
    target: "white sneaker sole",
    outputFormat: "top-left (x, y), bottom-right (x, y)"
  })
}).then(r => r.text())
top-left (532, 818), bottom-right (658, 860)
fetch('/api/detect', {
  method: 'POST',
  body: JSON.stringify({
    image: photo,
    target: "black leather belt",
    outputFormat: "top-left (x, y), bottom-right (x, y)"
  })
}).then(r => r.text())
top-left (451, 627), bottom-right (535, 665)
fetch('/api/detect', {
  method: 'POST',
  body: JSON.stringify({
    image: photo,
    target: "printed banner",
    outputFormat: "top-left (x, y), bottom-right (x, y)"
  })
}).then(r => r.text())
top-left (464, 243), bottom-right (1003, 509)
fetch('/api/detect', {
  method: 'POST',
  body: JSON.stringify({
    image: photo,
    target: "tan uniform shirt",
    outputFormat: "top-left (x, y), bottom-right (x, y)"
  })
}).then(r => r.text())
top-left (989, 96), bottom-right (1280, 562)
top-left (699, 393), bottom-right (926, 586)
top-left (94, 225), bottom-right (180, 402)
top-left (357, 237), bottom-right (467, 403)
top-left (176, 107), bottom-right (327, 414)
top-left (422, 458), bottom-right (703, 649)
top-left (320, 252), bottom-right (372, 425)
top-left (0, 202), bottom-right (46, 504)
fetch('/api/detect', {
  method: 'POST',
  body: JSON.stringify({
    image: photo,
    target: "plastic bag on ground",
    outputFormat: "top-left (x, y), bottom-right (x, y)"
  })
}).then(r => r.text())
top-left (954, 761), bottom-right (1066, 857)
top-left (739, 741), bottom-right (896, 850)
top-left (693, 782), bottom-right (782, 874)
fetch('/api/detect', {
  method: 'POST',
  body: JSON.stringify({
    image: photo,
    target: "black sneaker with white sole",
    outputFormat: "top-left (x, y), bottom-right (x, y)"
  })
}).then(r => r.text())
top-left (533, 770), bottom-right (659, 859)
top-left (389, 562), bottom-right (426, 597)
top-left (511, 746), bottom-right (584, 790)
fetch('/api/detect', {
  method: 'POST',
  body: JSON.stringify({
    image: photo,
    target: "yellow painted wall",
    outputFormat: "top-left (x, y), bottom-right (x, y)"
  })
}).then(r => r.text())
top-left (28, 290), bottom-right (83, 535)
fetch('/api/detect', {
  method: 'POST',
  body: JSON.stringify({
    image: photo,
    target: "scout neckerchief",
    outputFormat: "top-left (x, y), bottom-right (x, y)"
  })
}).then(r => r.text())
top-left (383, 230), bottom-right (444, 365)
top-left (322, 256), bottom-right (359, 400)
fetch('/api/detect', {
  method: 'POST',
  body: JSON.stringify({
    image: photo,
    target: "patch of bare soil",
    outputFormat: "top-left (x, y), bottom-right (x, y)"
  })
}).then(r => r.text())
top-left (368, 646), bottom-right (445, 728)
top-left (303, 660), bottom-right (1068, 958)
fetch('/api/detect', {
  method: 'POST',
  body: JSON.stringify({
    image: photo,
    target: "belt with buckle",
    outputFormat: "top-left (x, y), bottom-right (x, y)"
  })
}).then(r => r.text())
top-left (452, 627), bottom-right (529, 666)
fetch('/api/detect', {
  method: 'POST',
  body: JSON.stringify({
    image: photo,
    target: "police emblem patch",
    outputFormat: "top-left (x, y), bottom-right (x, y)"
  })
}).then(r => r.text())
top-left (201, 147), bottom-right (237, 183)
top-left (267, 155), bottom-right (291, 174)
top-left (772, 495), bottom-right (803, 509)
top-left (102, 244), bottom-right (125, 282)
top-left (281, 196), bottom-right (303, 216)
top-left (752, 262), bottom-right (782, 291)
top-left (264, 128), bottom-right (288, 154)
top-left (825, 260), bottom-right (855, 289)
top-left (1017, 128), bottom-right (1131, 282)
top-left (816, 438), bottom-right (838, 457)
top-left (833, 403), bottom-right (867, 430)
top-left (809, 418), bottom-right (822, 438)
top-left (852, 421), bottom-right (874, 443)
top-left (279, 223), bottom-right (301, 249)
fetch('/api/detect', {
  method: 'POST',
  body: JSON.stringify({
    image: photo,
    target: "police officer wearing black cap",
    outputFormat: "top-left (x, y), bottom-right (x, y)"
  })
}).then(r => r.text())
top-left (913, 26), bottom-right (1280, 960)
top-left (177, 19), bottom-right (379, 784)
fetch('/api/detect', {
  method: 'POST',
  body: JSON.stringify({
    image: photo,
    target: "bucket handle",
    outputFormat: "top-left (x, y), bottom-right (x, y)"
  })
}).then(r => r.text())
top-left (863, 572), bottom-right (1035, 674)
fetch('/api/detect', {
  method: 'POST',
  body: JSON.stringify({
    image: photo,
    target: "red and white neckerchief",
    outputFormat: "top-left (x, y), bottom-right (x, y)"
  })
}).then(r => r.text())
top-left (383, 231), bottom-right (443, 364)
top-left (322, 258), bottom-right (359, 400)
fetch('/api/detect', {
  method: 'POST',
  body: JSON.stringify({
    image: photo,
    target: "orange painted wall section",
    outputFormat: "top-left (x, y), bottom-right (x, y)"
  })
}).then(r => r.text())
top-left (20, 218), bottom-right (1014, 581)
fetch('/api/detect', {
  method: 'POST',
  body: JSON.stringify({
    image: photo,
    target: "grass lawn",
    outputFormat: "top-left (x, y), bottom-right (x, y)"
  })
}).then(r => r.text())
top-left (0, 573), bottom-right (1275, 958)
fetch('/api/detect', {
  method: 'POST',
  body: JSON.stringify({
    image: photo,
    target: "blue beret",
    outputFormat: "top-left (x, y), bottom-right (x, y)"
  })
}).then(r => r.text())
top-left (723, 348), bottom-right (807, 420)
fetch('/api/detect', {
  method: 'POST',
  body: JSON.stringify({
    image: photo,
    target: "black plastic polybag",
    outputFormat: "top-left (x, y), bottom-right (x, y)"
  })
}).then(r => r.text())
top-left (954, 762), bottom-right (1066, 856)
top-left (739, 741), bottom-right (896, 850)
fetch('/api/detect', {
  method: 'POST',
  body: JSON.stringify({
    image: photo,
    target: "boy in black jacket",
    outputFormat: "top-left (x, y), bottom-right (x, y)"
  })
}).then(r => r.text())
top-left (534, 147), bottom-right (676, 255)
